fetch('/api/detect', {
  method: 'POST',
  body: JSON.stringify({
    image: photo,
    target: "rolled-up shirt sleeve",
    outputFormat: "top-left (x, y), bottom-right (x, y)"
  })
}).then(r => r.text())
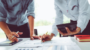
top-left (0, 2), bottom-right (7, 22)
top-left (77, 0), bottom-right (90, 32)
top-left (51, 1), bottom-right (63, 36)
top-left (26, 0), bottom-right (35, 18)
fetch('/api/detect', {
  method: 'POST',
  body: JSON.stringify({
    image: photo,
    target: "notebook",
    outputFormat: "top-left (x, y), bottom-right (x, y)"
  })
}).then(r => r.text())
top-left (74, 35), bottom-right (90, 42)
top-left (77, 37), bottom-right (90, 42)
top-left (74, 35), bottom-right (90, 39)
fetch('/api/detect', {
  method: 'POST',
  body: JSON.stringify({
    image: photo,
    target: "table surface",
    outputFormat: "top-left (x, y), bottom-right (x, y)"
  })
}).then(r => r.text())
top-left (0, 37), bottom-right (90, 50)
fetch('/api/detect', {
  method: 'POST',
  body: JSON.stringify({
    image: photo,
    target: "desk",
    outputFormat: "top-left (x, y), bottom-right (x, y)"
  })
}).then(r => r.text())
top-left (0, 37), bottom-right (90, 50)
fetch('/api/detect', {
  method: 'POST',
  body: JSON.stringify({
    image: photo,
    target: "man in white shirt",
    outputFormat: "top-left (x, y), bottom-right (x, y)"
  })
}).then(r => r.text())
top-left (41, 0), bottom-right (90, 42)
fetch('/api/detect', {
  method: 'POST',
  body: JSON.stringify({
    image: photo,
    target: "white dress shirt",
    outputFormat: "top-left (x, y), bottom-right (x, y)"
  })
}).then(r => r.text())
top-left (52, 0), bottom-right (90, 36)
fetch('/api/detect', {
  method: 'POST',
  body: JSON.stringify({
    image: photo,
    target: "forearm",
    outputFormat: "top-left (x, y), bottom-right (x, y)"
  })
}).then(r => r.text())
top-left (0, 22), bottom-right (11, 35)
top-left (28, 16), bottom-right (34, 37)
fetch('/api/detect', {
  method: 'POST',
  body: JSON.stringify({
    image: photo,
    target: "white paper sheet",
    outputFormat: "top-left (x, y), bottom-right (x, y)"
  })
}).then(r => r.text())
top-left (9, 38), bottom-right (81, 50)
top-left (52, 45), bottom-right (81, 50)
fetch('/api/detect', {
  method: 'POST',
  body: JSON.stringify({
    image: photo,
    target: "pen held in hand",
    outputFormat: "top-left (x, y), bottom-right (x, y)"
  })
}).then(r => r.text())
top-left (16, 31), bottom-right (19, 34)
top-left (42, 31), bottom-right (49, 41)
top-left (11, 31), bottom-right (19, 39)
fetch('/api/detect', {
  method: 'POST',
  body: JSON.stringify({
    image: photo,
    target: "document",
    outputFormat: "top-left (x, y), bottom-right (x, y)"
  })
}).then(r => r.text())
top-left (52, 45), bottom-right (81, 50)
top-left (9, 38), bottom-right (81, 50)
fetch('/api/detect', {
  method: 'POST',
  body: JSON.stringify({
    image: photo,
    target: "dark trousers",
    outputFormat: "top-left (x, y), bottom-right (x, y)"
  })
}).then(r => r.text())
top-left (7, 23), bottom-right (30, 38)
top-left (61, 20), bottom-right (90, 37)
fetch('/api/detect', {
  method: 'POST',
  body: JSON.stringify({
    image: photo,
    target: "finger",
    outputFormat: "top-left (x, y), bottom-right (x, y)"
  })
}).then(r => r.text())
top-left (18, 32), bottom-right (23, 35)
top-left (44, 36), bottom-right (51, 41)
top-left (47, 35), bottom-right (50, 37)
top-left (10, 37), bottom-right (15, 42)
top-left (9, 38), bottom-right (14, 42)
top-left (34, 36), bottom-right (41, 40)
top-left (63, 34), bottom-right (69, 36)
top-left (43, 35), bottom-right (49, 39)
top-left (14, 37), bottom-right (18, 42)
top-left (45, 35), bottom-right (50, 39)
top-left (12, 32), bottom-right (19, 37)
top-left (38, 36), bottom-right (41, 40)
top-left (41, 36), bottom-right (46, 41)
top-left (57, 29), bottom-right (63, 34)
top-left (57, 29), bottom-right (64, 35)
top-left (42, 34), bottom-right (45, 38)
top-left (11, 40), bottom-right (14, 42)
top-left (65, 27), bottom-right (71, 33)
top-left (39, 36), bottom-right (41, 38)
top-left (10, 36), bottom-right (18, 42)
top-left (41, 35), bottom-right (46, 40)
top-left (7, 34), bottom-right (15, 42)
top-left (37, 36), bottom-right (41, 40)
top-left (38, 37), bottom-right (41, 40)
top-left (13, 37), bottom-right (18, 42)
top-left (33, 36), bottom-right (38, 38)
top-left (42, 35), bottom-right (49, 41)
top-left (42, 40), bottom-right (45, 42)
top-left (42, 35), bottom-right (46, 38)
top-left (65, 27), bottom-right (72, 35)
top-left (30, 37), bottom-right (34, 40)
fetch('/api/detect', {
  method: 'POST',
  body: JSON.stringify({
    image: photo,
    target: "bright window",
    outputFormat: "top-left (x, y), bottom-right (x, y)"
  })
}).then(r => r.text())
top-left (34, 0), bottom-right (70, 36)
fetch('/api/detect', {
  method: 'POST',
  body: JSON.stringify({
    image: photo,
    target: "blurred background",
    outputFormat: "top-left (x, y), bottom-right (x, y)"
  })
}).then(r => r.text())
top-left (0, 0), bottom-right (90, 38)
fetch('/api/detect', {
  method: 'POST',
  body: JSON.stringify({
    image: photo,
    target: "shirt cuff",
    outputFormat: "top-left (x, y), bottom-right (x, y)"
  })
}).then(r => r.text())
top-left (26, 12), bottom-right (35, 18)
top-left (77, 23), bottom-right (86, 33)
top-left (0, 17), bottom-right (6, 22)
top-left (51, 28), bottom-right (58, 37)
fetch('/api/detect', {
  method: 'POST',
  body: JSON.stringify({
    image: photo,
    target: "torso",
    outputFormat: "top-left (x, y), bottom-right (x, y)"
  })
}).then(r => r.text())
top-left (55, 0), bottom-right (79, 20)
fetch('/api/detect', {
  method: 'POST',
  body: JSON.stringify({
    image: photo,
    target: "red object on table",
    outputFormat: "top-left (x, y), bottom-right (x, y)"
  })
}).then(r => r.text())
top-left (74, 35), bottom-right (90, 42)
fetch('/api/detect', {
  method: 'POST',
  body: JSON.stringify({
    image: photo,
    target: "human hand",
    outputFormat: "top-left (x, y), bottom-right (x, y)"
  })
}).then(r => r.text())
top-left (41, 33), bottom-right (54, 42)
top-left (7, 32), bottom-right (23, 42)
top-left (30, 35), bottom-right (41, 40)
top-left (57, 27), bottom-right (81, 36)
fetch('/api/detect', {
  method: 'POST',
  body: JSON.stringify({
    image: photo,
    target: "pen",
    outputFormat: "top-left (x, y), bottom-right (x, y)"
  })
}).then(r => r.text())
top-left (46, 31), bottom-right (48, 35)
top-left (16, 31), bottom-right (19, 34)
top-left (11, 31), bottom-right (19, 39)
top-left (72, 5), bottom-right (77, 10)
top-left (42, 31), bottom-right (48, 41)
